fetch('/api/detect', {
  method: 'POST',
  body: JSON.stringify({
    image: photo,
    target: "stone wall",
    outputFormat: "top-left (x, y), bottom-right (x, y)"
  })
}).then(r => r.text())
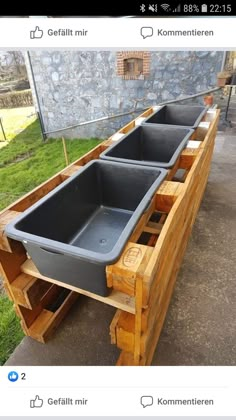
top-left (28, 51), bottom-right (224, 138)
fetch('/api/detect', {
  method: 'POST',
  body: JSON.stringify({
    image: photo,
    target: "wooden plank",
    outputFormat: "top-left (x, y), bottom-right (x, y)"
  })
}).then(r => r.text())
top-left (114, 215), bottom-right (198, 359)
top-left (27, 291), bottom-right (78, 343)
top-left (144, 224), bottom-right (193, 365)
top-left (99, 142), bottom-right (110, 151)
top-left (11, 273), bottom-right (53, 309)
top-left (2, 280), bottom-right (14, 301)
top-left (0, 210), bottom-right (21, 252)
top-left (135, 117), bottom-right (146, 126)
top-left (112, 310), bottom-right (134, 351)
top-left (100, 140), bottom-right (115, 150)
top-left (144, 154), bottom-right (205, 286)
top-left (27, 310), bottom-right (53, 342)
top-left (116, 351), bottom-right (137, 366)
top-left (143, 182), bottom-right (197, 310)
top-left (141, 190), bottom-right (199, 345)
top-left (155, 181), bottom-right (183, 213)
top-left (21, 259), bottom-right (135, 314)
top-left (62, 137), bottom-right (69, 166)
top-left (10, 273), bottom-right (37, 308)
top-left (137, 108), bottom-right (155, 118)
top-left (134, 109), bottom-right (156, 125)
top-left (129, 200), bottom-right (156, 243)
top-left (26, 279), bottom-right (53, 308)
top-left (111, 309), bottom-right (135, 354)
top-left (17, 284), bottom-right (63, 328)
top-left (166, 157), bottom-right (180, 180)
top-left (73, 143), bottom-right (102, 166)
top-left (204, 109), bottom-right (218, 123)
top-left (20, 319), bottom-right (29, 336)
top-left (144, 221), bottom-right (163, 235)
top-left (142, 173), bottom-right (199, 304)
top-left (60, 165), bottom-right (82, 181)
top-left (192, 122), bottom-right (211, 142)
top-left (106, 242), bottom-right (153, 297)
top-left (0, 248), bottom-right (27, 284)
top-left (110, 309), bottom-right (122, 344)
top-left (179, 148), bottom-right (198, 169)
top-left (142, 215), bottom-right (191, 332)
top-left (18, 304), bottom-right (48, 330)
top-left (116, 328), bottom-right (134, 354)
top-left (134, 275), bottom-right (143, 365)
top-left (120, 120), bottom-right (135, 134)
top-left (189, 141), bottom-right (215, 227)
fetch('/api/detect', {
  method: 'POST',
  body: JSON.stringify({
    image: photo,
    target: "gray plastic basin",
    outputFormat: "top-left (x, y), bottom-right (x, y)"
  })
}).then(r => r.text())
top-left (143, 104), bottom-right (208, 128)
top-left (100, 125), bottom-right (194, 169)
top-left (5, 160), bottom-right (167, 296)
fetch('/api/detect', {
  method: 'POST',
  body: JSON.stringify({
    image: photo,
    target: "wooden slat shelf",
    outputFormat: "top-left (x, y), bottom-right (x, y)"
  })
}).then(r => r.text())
top-left (21, 259), bottom-right (136, 315)
top-left (0, 106), bottom-right (220, 365)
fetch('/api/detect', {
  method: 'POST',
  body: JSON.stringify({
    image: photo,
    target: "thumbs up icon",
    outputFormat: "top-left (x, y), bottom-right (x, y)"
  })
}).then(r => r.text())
top-left (30, 395), bottom-right (44, 408)
top-left (8, 371), bottom-right (19, 382)
top-left (30, 26), bottom-right (44, 39)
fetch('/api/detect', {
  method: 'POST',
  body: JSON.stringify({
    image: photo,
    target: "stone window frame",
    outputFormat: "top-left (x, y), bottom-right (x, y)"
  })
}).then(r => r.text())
top-left (116, 51), bottom-right (150, 80)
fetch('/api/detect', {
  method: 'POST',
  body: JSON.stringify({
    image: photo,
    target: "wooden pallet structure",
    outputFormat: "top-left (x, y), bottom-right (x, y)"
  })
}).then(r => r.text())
top-left (0, 106), bottom-right (220, 365)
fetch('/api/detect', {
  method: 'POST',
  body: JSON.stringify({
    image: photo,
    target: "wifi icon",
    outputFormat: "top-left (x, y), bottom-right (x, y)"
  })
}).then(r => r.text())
top-left (161, 3), bottom-right (171, 11)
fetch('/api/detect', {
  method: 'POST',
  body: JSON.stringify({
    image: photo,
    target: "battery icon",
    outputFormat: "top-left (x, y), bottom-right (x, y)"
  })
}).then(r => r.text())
top-left (201, 4), bottom-right (208, 12)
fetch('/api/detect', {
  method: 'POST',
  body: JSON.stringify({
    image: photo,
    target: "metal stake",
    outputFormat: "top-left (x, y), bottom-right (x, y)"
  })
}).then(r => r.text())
top-left (0, 117), bottom-right (7, 141)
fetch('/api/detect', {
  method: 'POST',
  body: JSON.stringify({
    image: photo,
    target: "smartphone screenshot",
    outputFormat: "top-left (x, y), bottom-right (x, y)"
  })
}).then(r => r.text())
top-left (0, 3), bottom-right (235, 418)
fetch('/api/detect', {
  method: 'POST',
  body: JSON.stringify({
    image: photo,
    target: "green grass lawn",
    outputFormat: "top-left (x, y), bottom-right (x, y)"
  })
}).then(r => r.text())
top-left (0, 296), bottom-right (24, 365)
top-left (0, 117), bottom-right (102, 364)
top-left (0, 119), bottom-right (101, 210)
top-left (0, 106), bottom-right (36, 142)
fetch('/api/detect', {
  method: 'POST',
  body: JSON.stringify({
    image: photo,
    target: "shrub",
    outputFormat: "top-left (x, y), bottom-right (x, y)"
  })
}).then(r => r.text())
top-left (0, 89), bottom-right (33, 109)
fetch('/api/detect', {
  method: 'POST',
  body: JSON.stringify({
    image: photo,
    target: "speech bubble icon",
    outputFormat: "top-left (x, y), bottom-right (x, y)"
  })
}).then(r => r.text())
top-left (141, 395), bottom-right (154, 408)
top-left (140, 27), bottom-right (153, 39)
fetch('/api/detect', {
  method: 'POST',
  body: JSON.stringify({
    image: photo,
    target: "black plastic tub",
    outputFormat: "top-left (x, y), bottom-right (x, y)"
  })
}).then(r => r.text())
top-left (143, 104), bottom-right (208, 128)
top-left (5, 160), bottom-right (167, 296)
top-left (100, 125), bottom-right (194, 169)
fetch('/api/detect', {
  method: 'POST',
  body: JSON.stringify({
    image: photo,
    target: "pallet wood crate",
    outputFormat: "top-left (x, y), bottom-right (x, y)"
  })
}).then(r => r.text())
top-left (0, 107), bottom-right (220, 365)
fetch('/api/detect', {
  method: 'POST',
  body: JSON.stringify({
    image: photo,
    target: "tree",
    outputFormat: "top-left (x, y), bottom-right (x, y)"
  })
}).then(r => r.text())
top-left (7, 51), bottom-right (26, 77)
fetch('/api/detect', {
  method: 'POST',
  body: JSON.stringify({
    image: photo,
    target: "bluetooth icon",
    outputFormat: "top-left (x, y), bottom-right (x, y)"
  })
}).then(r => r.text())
top-left (140, 4), bottom-right (146, 12)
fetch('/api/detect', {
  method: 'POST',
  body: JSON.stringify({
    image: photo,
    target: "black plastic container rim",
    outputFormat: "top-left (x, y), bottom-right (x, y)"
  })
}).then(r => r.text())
top-left (100, 125), bottom-right (195, 169)
top-left (143, 104), bottom-right (210, 128)
top-left (5, 160), bottom-right (167, 265)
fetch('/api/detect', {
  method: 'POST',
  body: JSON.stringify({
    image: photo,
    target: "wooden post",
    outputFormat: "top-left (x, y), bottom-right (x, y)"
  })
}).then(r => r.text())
top-left (62, 137), bottom-right (69, 166)
top-left (134, 276), bottom-right (143, 365)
